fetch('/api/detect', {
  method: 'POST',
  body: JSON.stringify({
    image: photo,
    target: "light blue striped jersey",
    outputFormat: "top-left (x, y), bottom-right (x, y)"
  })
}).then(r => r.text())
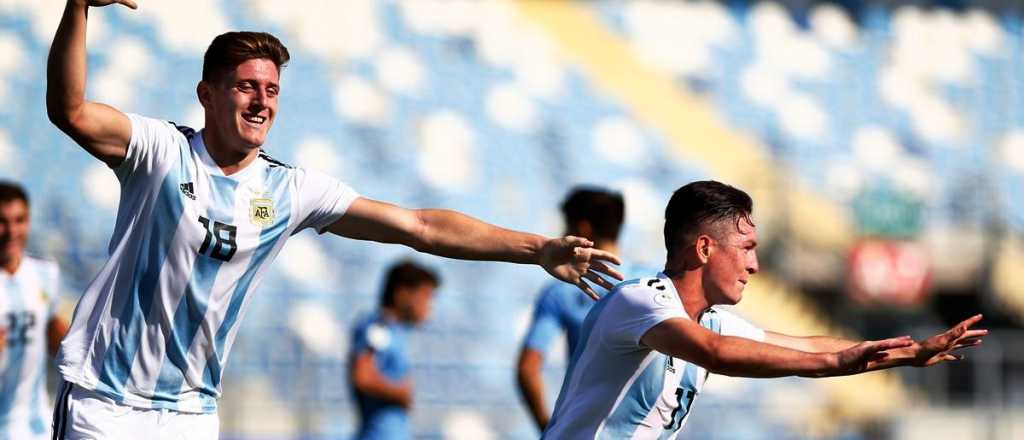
top-left (57, 114), bottom-right (359, 413)
top-left (0, 256), bottom-right (60, 440)
top-left (522, 263), bottom-right (655, 359)
top-left (543, 272), bottom-right (764, 440)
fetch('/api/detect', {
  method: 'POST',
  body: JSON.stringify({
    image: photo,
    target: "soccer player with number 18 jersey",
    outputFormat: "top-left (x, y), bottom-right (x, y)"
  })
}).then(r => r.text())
top-left (45, 1), bottom-right (621, 438)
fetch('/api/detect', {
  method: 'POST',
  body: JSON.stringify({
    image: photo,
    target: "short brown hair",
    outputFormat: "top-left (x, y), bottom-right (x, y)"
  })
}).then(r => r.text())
top-left (0, 181), bottom-right (28, 207)
top-left (664, 181), bottom-right (753, 258)
top-left (380, 261), bottom-right (440, 308)
top-left (202, 31), bottom-right (290, 83)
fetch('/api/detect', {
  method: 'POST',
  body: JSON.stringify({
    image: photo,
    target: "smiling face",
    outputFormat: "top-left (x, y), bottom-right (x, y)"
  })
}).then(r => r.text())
top-left (702, 217), bottom-right (759, 306)
top-left (199, 58), bottom-right (280, 158)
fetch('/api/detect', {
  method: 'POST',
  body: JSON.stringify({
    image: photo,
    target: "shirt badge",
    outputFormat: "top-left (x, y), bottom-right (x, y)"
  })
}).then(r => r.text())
top-left (250, 197), bottom-right (275, 226)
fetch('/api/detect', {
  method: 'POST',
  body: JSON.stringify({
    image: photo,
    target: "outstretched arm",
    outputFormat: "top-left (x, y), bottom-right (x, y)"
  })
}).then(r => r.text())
top-left (326, 197), bottom-right (623, 298)
top-left (47, 0), bottom-right (137, 168)
top-left (764, 315), bottom-right (987, 371)
top-left (765, 332), bottom-right (860, 353)
top-left (641, 317), bottom-right (913, 378)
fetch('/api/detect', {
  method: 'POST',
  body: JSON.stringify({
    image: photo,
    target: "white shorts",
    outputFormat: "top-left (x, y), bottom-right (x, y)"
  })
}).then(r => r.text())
top-left (50, 382), bottom-right (219, 440)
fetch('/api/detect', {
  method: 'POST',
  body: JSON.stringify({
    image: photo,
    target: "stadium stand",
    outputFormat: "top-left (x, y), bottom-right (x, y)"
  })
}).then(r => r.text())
top-left (0, 0), bottom-right (1021, 438)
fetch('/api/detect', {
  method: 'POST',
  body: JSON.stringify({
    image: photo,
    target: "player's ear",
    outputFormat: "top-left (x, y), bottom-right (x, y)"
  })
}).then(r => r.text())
top-left (197, 81), bottom-right (212, 108)
top-left (695, 235), bottom-right (712, 264)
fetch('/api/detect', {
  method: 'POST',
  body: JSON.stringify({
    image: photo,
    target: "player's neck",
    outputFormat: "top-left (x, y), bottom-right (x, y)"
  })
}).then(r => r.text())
top-left (0, 252), bottom-right (22, 275)
top-left (667, 270), bottom-right (710, 321)
top-left (201, 131), bottom-right (261, 176)
top-left (379, 307), bottom-right (399, 322)
top-left (593, 240), bottom-right (618, 255)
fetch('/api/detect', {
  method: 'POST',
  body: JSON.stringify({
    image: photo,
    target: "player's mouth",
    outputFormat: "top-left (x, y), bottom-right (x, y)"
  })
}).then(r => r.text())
top-left (241, 113), bottom-right (267, 127)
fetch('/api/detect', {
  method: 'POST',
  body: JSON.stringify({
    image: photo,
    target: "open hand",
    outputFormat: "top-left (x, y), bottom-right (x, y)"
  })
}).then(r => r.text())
top-left (831, 336), bottom-right (914, 376)
top-left (76, 0), bottom-right (138, 9)
top-left (910, 314), bottom-right (987, 367)
top-left (538, 236), bottom-right (624, 300)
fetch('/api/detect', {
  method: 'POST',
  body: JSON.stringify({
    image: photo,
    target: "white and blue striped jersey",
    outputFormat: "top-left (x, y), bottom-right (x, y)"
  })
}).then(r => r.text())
top-left (543, 273), bottom-right (764, 440)
top-left (0, 256), bottom-right (60, 440)
top-left (57, 114), bottom-right (359, 413)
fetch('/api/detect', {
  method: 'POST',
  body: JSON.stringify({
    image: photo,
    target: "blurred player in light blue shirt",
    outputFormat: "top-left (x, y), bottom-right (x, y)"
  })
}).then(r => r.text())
top-left (349, 261), bottom-right (439, 440)
top-left (0, 182), bottom-right (69, 440)
top-left (517, 187), bottom-right (651, 431)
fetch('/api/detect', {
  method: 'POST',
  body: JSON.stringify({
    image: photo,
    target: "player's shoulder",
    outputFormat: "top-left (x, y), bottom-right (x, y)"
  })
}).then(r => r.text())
top-left (257, 150), bottom-right (296, 170)
top-left (614, 275), bottom-right (668, 295)
top-left (127, 113), bottom-right (194, 142)
top-left (600, 275), bottom-right (681, 315)
top-left (21, 255), bottom-right (59, 276)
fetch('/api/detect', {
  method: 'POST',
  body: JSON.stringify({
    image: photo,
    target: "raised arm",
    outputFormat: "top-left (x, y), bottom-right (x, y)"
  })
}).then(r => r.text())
top-left (641, 317), bottom-right (913, 378)
top-left (325, 197), bottom-right (623, 298)
top-left (46, 0), bottom-right (137, 168)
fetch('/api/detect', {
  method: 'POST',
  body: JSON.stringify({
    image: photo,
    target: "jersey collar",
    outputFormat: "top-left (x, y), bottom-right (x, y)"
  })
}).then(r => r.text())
top-left (192, 130), bottom-right (266, 182)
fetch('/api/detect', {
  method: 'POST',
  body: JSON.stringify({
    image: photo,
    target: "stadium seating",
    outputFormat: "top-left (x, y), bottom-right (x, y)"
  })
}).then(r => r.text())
top-left (1, 1), bottom-right (1021, 438)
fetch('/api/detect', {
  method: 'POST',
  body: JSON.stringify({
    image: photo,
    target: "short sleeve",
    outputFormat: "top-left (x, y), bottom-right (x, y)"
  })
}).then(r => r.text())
top-left (522, 284), bottom-right (564, 353)
top-left (351, 320), bottom-right (392, 356)
top-left (293, 168), bottom-right (359, 233)
top-left (115, 113), bottom-right (183, 182)
top-left (716, 308), bottom-right (765, 342)
top-left (602, 280), bottom-right (687, 351)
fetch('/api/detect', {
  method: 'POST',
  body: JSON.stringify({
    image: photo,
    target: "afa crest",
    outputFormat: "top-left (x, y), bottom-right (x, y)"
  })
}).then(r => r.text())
top-left (249, 197), bottom-right (275, 226)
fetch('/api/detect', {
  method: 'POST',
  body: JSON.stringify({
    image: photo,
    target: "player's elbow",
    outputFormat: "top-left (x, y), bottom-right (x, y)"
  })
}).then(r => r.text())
top-left (46, 100), bottom-right (84, 134)
top-left (404, 210), bottom-right (433, 252)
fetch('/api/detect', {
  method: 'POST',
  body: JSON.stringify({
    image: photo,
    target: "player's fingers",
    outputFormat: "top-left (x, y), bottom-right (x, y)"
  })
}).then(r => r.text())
top-left (575, 280), bottom-right (599, 301)
top-left (564, 235), bottom-right (594, 249)
top-left (584, 271), bottom-right (616, 292)
top-left (961, 314), bottom-right (983, 328)
top-left (951, 339), bottom-right (983, 350)
top-left (116, 0), bottom-right (139, 9)
top-left (585, 248), bottom-right (622, 267)
top-left (588, 260), bottom-right (624, 281)
top-left (959, 329), bottom-right (988, 340)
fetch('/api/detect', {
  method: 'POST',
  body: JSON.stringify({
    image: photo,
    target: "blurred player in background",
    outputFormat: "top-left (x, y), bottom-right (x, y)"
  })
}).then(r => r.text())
top-left (45, 1), bottom-right (620, 438)
top-left (516, 187), bottom-right (652, 431)
top-left (543, 181), bottom-right (988, 439)
top-left (349, 261), bottom-right (438, 440)
top-left (0, 182), bottom-right (70, 440)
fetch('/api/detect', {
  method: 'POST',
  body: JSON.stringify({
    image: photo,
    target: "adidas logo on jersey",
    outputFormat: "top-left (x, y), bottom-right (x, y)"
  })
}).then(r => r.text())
top-left (180, 182), bottom-right (196, 200)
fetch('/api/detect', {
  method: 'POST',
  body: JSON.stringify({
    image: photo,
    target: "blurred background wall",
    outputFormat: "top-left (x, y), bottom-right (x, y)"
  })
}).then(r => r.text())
top-left (1, 0), bottom-right (1022, 438)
